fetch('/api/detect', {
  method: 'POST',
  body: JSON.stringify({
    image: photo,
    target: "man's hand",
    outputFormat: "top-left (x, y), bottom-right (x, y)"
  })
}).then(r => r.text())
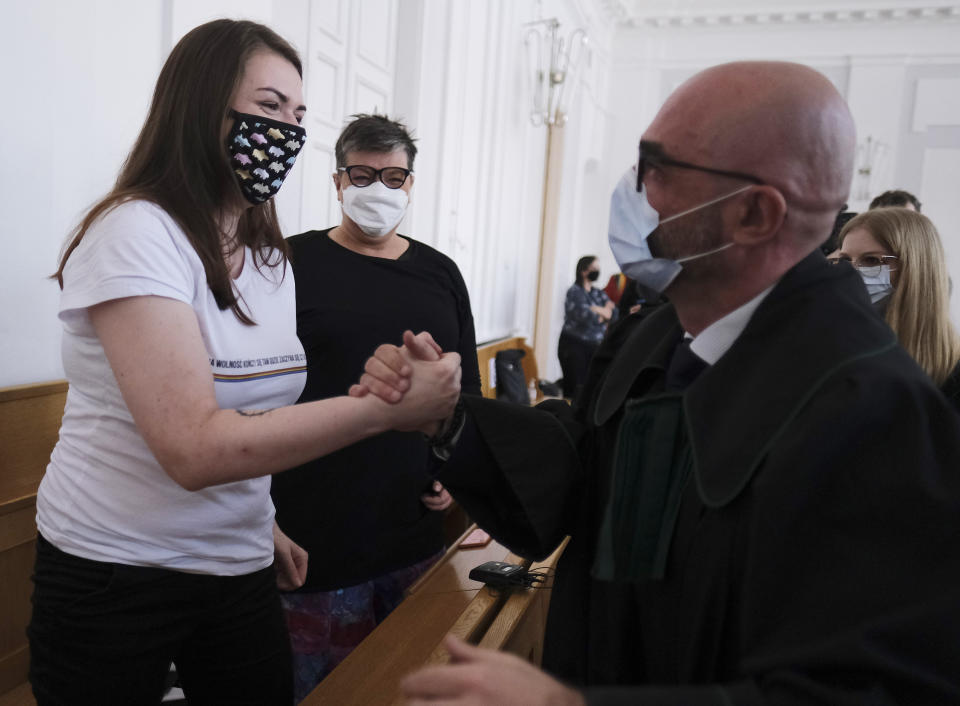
top-left (388, 350), bottom-right (461, 434)
top-left (421, 481), bottom-right (453, 512)
top-left (273, 522), bottom-right (308, 591)
top-left (349, 330), bottom-right (443, 402)
top-left (400, 635), bottom-right (585, 706)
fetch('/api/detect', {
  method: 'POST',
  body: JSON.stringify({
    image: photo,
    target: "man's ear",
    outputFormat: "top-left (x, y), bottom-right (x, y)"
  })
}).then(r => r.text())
top-left (730, 186), bottom-right (787, 246)
top-left (332, 172), bottom-right (343, 203)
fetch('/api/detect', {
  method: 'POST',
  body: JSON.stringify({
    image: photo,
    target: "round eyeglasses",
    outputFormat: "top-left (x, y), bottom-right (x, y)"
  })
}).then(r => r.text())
top-left (338, 165), bottom-right (412, 189)
top-left (826, 253), bottom-right (898, 277)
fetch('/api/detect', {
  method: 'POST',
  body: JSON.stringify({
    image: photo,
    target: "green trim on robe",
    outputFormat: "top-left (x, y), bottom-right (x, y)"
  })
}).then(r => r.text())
top-left (593, 393), bottom-right (692, 582)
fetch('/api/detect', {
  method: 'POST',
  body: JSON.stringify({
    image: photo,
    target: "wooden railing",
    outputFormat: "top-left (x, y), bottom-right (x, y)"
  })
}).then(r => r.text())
top-left (304, 527), bottom-right (567, 705)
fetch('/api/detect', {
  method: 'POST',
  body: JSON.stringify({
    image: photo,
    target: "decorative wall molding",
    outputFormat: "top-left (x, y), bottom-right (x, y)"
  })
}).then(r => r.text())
top-left (593, 0), bottom-right (630, 27)
top-left (592, 1), bottom-right (960, 29)
top-left (635, 53), bottom-right (960, 72)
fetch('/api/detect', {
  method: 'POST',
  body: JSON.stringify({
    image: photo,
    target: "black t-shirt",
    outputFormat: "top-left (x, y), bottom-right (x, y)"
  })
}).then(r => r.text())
top-left (271, 228), bottom-right (482, 590)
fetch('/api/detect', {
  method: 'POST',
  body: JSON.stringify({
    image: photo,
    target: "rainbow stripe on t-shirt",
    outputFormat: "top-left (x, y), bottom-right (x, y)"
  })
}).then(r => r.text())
top-left (213, 365), bottom-right (307, 383)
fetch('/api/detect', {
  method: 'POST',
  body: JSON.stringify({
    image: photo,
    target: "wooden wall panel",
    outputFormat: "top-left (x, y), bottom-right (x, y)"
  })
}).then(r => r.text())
top-left (0, 381), bottom-right (66, 700)
top-left (0, 382), bottom-right (66, 503)
top-left (0, 538), bottom-right (34, 695)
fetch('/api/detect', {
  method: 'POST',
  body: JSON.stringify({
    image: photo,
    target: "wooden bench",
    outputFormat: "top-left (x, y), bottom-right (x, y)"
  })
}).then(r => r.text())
top-left (0, 381), bottom-right (67, 705)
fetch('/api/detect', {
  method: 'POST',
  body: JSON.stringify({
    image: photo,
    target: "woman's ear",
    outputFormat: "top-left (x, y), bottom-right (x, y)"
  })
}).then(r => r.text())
top-left (332, 172), bottom-right (343, 203)
top-left (730, 186), bottom-right (787, 246)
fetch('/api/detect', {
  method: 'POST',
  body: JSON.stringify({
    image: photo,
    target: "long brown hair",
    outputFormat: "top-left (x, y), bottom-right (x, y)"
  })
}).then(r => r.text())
top-left (53, 19), bottom-right (302, 324)
top-left (839, 208), bottom-right (960, 385)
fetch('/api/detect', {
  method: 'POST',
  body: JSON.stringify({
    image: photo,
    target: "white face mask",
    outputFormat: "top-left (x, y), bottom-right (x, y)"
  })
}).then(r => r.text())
top-left (341, 182), bottom-right (409, 238)
top-left (858, 265), bottom-right (895, 303)
top-left (607, 165), bottom-right (751, 294)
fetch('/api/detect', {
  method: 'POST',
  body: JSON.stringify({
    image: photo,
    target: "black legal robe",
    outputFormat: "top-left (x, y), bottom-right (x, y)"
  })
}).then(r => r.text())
top-left (439, 253), bottom-right (960, 704)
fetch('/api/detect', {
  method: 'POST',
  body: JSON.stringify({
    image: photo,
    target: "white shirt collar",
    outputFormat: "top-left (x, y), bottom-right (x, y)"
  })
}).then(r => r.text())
top-left (688, 284), bottom-right (776, 366)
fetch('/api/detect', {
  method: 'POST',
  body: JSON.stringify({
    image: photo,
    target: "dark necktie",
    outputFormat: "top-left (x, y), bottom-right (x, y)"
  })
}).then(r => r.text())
top-left (665, 337), bottom-right (708, 391)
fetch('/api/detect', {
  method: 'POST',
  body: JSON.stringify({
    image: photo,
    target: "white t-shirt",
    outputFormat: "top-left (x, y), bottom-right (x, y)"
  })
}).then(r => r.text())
top-left (37, 200), bottom-right (306, 575)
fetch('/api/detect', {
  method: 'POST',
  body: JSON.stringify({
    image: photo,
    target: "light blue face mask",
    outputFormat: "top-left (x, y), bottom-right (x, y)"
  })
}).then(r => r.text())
top-left (607, 166), bottom-right (751, 294)
top-left (858, 265), bottom-right (895, 303)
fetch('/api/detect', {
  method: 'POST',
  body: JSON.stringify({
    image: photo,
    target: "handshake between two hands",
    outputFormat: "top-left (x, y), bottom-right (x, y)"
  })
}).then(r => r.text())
top-left (348, 330), bottom-right (462, 438)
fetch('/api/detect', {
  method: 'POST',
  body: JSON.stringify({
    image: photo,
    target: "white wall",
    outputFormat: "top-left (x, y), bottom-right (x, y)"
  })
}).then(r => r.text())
top-left (394, 0), bottom-right (550, 348)
top-left (2, 1), bottom-right (166, 388)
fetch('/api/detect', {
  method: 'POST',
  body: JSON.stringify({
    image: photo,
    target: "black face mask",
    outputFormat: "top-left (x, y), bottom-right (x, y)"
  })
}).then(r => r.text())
top-left (226, 110), bottom-right (306, 204)
top-left (586, 270), bottom-right (600, 282)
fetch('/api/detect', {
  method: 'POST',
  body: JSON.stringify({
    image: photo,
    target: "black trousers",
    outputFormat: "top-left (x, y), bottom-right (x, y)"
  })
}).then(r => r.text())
top-left (558, 331), bottom-right (600, 402)
top-left (28, 535), bottom-right (293, 706)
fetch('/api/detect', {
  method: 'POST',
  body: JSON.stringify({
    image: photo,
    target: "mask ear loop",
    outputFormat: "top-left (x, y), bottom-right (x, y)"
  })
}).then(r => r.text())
top-left (659, 184), bottom-right (754, 265)
top-left (676, 241), bottom-right (734, 265)
top-left (658, 183), bottom-right (755, 226)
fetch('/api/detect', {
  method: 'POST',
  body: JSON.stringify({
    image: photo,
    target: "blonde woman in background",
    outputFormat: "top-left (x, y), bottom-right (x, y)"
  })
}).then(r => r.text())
top-left (831, 207), bottom-right (960, 409)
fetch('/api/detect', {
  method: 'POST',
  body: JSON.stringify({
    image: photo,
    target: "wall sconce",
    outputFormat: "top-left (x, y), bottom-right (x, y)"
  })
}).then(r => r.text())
top-left (524, 18), bottom-right (588, 127)
top-left (854, 135), bottom-right (888, 202)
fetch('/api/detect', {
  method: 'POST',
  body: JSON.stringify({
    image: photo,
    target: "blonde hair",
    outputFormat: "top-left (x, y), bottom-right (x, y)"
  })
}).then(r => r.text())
top-left (839, 208), bottom-right (960, 385)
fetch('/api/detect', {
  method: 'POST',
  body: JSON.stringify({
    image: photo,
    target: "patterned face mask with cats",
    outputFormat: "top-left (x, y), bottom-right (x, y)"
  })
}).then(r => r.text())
top-left (227, 110), bottom-right (306, 204)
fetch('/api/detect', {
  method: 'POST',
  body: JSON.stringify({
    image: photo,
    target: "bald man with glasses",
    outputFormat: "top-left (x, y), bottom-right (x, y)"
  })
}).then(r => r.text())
top-left (361, 62), bottom-right (960, 704)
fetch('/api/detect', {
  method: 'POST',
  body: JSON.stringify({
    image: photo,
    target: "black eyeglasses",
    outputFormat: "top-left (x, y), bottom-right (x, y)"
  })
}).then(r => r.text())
top-left (636, 140), bottom-right (765, 192)
top-left (338, 165), bottom-right (412, 189)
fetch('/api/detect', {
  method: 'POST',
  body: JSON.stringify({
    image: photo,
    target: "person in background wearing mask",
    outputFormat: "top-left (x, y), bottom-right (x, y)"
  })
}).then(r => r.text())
top-left (271, 114), bottom-right (481, 700)
top-left (831, 207), bottom-right (960, 409)
top-left (358, 61), bottom-right (960, 703)
top-left (31, 22), bottom-right (460, 706)
top-left (557, 255), bottom-right (617, 401)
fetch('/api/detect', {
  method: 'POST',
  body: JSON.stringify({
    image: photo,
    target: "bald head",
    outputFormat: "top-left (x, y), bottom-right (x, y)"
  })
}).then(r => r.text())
top-left (650, 61), bottom-right (855, 243)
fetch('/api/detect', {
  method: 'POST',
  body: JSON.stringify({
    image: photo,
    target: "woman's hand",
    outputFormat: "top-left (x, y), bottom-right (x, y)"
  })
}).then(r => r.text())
top-left (421, 481), bottom-right (453, 512)
top-left (273, 522), bottom-right (308, 591)
top-left (589, 305), bottom-right (609, 322)
top-left (589, 302), bottom-right (615, 322)
top-left (349, 330), bottom-right (444, 402)
top-left (352, 331), bottom-right (459, 436)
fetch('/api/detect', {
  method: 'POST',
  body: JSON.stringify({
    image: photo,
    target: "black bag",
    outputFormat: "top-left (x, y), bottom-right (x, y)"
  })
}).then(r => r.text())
top-left (495, 349), bottom-right (529, 406)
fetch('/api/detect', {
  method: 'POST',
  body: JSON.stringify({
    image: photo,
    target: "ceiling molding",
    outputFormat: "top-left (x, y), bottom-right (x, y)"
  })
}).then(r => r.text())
top-left (610, 3), bottom-right (960, 29)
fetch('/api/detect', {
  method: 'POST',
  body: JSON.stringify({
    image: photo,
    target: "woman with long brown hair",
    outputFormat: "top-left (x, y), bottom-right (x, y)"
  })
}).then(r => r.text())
top-left (831, 207), bottom-right (960, 408)
top-left (30, 19), bottom-right (459, 705)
